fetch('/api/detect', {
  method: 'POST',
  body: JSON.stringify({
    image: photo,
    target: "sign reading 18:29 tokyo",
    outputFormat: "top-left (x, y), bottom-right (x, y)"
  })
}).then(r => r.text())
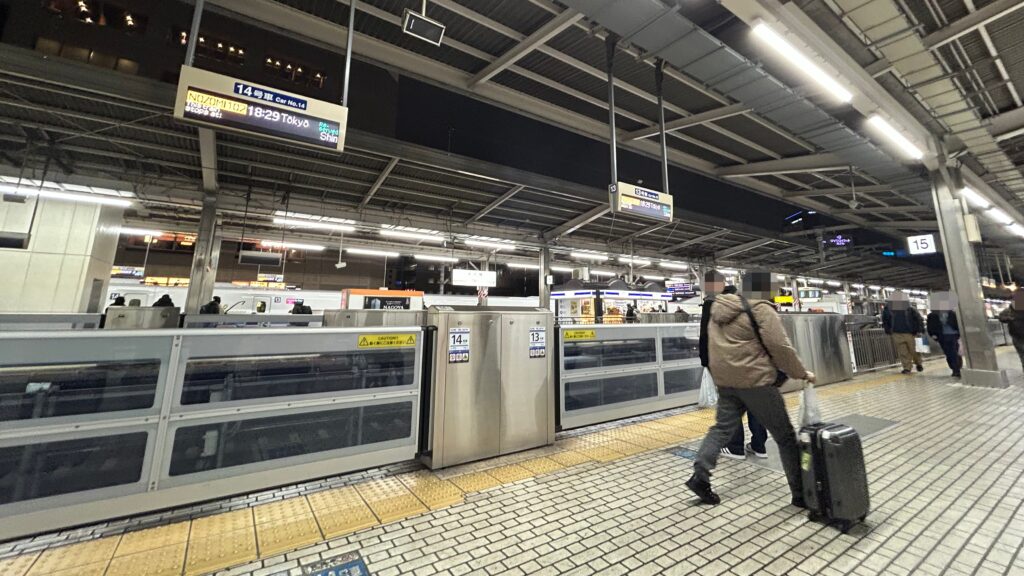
top-left (174, 66), bottom-right (349, 152)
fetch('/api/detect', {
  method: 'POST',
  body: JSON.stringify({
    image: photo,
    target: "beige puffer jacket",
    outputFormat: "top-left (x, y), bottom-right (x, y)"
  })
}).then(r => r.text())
top-left (708, 294), bottom-right (809, 389)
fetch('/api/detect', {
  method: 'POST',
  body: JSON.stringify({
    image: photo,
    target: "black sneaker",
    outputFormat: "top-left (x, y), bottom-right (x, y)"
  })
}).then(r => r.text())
top-left (791, 496), bottom-right (808, 509)
top-left (685, 475), bottom-right (721, 505)
top-left (900, 369), bottom-right (912, 374)
top-left (916, 364), bottom-right (924, 372)
top-left (952, 372), bottom-right (962, 378)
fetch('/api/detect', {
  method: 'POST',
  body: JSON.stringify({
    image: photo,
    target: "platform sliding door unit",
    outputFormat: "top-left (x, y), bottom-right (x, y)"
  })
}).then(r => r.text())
top-left (0, 327), bottom-right (424, 540)
top-left (558, 323), bottom-right (701, 429)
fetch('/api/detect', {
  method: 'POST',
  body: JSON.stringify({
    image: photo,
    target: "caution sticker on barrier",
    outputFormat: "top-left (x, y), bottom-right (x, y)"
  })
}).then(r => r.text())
top-left (563, 329), bottom-right (596, 341)
top-left (357, 334), bottom-right (417, 348)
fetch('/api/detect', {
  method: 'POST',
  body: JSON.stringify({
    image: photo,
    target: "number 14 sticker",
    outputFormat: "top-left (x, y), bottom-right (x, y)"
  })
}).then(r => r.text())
top-left (448, 327), bottom-right (470, 363)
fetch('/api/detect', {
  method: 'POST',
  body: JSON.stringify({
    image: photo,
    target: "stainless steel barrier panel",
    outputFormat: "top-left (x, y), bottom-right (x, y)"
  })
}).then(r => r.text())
top-left (182, 313), bottom-right (324, 328)
top-left (105, 307), bottom-right (180, 329)
top-left (323, 310), bottom-right (427, 328)
top-left (988, 319), bottom-right (1009, 347)
top-left (777, 314), bottom-right (853, 391)
top-left (0, 313), bottom-right (102, 330)
top-left (558, 323), bottom-right (701, 430)
top-left (0, 326), bottom-right (423, 540)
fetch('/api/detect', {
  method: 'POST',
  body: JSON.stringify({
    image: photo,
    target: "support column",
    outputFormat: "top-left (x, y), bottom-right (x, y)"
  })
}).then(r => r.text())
top-left (184, 195), bottom-right (222, 314)
top-left (538, 245), bottom-right (551, 310)
top-left (930, 168), bottom-right (1006, 387)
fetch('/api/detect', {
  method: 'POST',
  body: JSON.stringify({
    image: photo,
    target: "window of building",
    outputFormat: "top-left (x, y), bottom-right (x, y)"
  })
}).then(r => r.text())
top-left (263, 54), bottom-right (326, 89)
top-left (173, 28), bottom-right (246, 66)
top-left (43, 0), bottom-right (148, 34)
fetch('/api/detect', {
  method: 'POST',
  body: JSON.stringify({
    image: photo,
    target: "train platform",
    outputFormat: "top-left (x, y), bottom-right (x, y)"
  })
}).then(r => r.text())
top-left (2, 349), bottom-right (1023, 576)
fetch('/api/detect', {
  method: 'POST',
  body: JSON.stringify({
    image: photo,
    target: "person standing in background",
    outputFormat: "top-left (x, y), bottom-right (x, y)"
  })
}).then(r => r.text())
top-left (999, 291), bottom-right (1024, 369)
top-left (926, 292), bottom-right (961, 378)
top-left (882, 291), bottom-right (924, 374)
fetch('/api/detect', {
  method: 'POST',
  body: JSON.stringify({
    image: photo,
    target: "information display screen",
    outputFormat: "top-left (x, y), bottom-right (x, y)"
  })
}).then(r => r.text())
top-left (183, 88), bottom-right (340, 149)
top-left (174, 66), bottom-right (348, 152)
top-left (611, 182), bottom-right (673, 223)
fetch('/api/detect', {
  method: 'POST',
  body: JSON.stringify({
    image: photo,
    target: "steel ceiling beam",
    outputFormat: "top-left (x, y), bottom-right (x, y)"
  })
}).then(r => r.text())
top-left (468, 8), bottom-right (583, 88)
top-left (464, 184), bottom-right (524, 224)
top-left (780, 184), bottom-right (894, 198)
top-left (543, 205), bottom-right (610, 241)
top-left (870, 221), bottom-right (939, 230)
top-left (659, 229), bottom-right (730, 254)
top-left (714, 238), bottom-right (774, 260)
top-left (621, 222), bottom-right (670, 241)
top-left (830, 205), bottom-right (933, 215)
top-left (358, 157), bottom-right (399, 210)
top-left (716, 153), bottom-right (847, 177)
top-left (921, 0), bottom-right (1024, 50)
top-left (987, 107), bottom-right (1024, 142)
top-left (623, 103), bottom-right (750, 141)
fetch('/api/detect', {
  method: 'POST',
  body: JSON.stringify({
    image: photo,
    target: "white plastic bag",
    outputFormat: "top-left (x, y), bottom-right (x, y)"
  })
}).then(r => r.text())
top-left (915, 336), bottom-right (931, 354)
top-left (698, 368), bottom-right (718, 408)
top-left (799, 382), bottom-right (821, 428)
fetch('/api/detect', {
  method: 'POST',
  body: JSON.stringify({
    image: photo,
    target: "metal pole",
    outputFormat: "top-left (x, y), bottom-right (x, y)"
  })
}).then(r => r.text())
top-left (184, 0), bottom-right (206, 67)
top-left (655, 59), bottom-right (669, 195)
top-left (142, 236), bottom-right (152, 274)
top-left (343, 0), bottom-right (357, 107)
top-left (539, 245), bottom-right (551, 310)
top-left (606, 34), bottom-right (619, 189)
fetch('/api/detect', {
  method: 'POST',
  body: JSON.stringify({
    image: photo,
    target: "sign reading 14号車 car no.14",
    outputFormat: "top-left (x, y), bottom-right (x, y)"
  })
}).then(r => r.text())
top-left (174, 66), bottom-right (348, 152)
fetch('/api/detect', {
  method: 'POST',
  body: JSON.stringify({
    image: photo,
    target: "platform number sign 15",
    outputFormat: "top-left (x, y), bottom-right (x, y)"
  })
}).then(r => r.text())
top-left (907, 233), bottom-right (937, 255)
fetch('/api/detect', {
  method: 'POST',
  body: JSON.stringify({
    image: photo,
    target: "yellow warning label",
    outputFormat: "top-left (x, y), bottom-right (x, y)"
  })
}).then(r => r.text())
top-left (186, 90), bottom-right (248, 115)
top-left (563, 329), bottom-right (596, 341)
top-left (358, 333), bottom-right (418, 348)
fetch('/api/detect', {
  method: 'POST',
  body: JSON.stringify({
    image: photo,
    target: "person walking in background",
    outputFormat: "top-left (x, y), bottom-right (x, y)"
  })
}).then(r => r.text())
top-left (152, 294), bottom-right (175, 307)
top-left (882, 291), bottom-right (924, 374)
top-left (927, 292), bottom-right (962, 378)
top-left (625, 304), bottom-right (637, 324)
top-left (688, 270), bottom-right (815, 507)
top-left (999, 291), bottom-right (1024, 369)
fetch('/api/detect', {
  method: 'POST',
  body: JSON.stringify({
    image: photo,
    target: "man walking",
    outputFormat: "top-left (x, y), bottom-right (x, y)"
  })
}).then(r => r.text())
top-left (926, 292), bottom-right (961, 378)
top-left (687, 271), bottom-right (815, 506)
top-left (882, 292), bottom-right (924, 374)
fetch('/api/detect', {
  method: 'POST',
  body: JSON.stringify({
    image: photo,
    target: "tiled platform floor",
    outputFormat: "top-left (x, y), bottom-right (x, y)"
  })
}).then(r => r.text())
top-left (3, 349), bottom-right (1023, 576)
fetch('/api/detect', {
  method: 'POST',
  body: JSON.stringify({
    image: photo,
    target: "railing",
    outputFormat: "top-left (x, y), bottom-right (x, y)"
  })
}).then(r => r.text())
top-left (0, 326), bottom-right (424, 539)
top-left (0, 313), bottom-right (102, 330)
top-left (181, 313), bottom-right (324, 328)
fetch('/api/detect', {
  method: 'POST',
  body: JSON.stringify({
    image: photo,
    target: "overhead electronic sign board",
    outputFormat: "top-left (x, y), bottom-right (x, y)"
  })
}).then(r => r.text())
top-left (610, 182), bottom-right (673, 223)
top-left (174, 66), bottom-right (348, 151)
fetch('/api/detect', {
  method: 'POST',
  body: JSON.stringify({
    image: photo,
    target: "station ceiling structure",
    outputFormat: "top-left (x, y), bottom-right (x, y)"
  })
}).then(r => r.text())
top-left (1, 0), bottom-right (1022, 287)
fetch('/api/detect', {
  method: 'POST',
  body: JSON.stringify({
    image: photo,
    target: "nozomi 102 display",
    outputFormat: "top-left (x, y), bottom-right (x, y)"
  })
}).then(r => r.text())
top-left (609, 182), bottom-right (673, 223)
top-left (174, 67), bottom-right (348, 151)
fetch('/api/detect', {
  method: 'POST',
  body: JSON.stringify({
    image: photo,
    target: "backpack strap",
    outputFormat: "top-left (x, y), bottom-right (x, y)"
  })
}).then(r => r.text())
top-left (739, 295), bottom-right (774, 361)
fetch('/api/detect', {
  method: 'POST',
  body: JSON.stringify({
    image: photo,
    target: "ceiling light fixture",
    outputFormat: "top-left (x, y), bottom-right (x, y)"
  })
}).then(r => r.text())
top-left (752, 22), bottom-right (853, 103)
top-left (380, 228), bottom-right (445, 242)
top-left (570, 251), bottom-right (609, 261)
top-left (659, 262), bottom-right (689, 270)
top-left (618, 256), bottom-right (651, 266)
top-left (414, 254), bottom-right (458, 263)
top-left (346, 247), bottom-right (400, 257)
top-left (261, 240), bottom-right (326, 251)
top-left (506, 262), bottom-right (540, 270)
top-left (273, 217), bottom-right (355, 233)
top-left (117, 227), bottom-right (163, 237)
top-left (1007, 224), bottom-right (1024, 238)
top-left (551, 266), bottom-right (574, 273)
top-left (0, 182), bottom-right (133, 207)
top-left (986, 208), bottom-right (1014, 225)
top-left (867, 115), bottom-right (924, 160)
top-left (960, 187), bottom-right (991, 210)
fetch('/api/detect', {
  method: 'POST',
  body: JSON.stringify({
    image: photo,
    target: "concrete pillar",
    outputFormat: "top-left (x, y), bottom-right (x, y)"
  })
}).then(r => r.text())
top-left (538, 246), bottom-right (551, 310)
top-left (184, 195), bottom-right (222, 314)
top-left (0, 196), bottom-right (122, 312)
top-left (930, 168), bottom-right (1006, 387)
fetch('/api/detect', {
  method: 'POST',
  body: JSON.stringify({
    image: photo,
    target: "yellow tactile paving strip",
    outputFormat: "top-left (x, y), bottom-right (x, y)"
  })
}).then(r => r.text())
top-left (2, 368), bottom-right (910, 576)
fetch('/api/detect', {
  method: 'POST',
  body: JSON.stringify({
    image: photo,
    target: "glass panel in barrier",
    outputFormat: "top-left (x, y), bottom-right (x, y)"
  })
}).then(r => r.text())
top-left (180, 349), bottom-right (416, 405)
top-left (0, 360), bottom-right (160, 422)
top-left (662, 336), bottom-right (699, 362)
top-left (168, 402), bottom-right (414, 476)
top-left (562, 338), bottom-right (656, 370)
top-left (0, 432), bottom-right (148, 505)
top-left (564, 373), bottom-right (658, 411)
top-left (664, 367), bottom-right (702, 395)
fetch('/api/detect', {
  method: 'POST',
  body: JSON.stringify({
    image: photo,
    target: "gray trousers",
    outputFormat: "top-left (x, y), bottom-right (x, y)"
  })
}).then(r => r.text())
top-left (694, 385), bottom-right (803, 498)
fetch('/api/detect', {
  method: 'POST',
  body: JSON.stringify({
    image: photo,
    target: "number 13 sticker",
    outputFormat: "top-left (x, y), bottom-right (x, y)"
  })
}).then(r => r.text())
top-left (529, 327), bottom-right (546, 358)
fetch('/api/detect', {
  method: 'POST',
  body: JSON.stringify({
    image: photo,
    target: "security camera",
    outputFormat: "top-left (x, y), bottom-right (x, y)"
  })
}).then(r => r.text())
top-left (334, 261), bottom-right (347, 269)
top-left (848, 199), bottom-right (863, 210)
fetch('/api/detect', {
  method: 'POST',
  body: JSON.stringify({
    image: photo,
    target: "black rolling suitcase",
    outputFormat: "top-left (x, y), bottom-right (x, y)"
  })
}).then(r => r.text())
top-left (799, 423), bottom-right (870, 532)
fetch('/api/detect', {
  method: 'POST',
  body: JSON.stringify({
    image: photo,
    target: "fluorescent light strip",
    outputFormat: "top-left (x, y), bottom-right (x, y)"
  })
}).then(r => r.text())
top-left (570, 251), bottom-right (609, 261)
top-left (380, 229), bottom-right (445, 242)
top-left (960, 187), bottom-right (991, 210)
top-left (986, 208), bottom-right (1014, 225)
top-left (590, 270), bottom-right (617, 277)
top-left (0, 183), bottom-right (133, 207)
top-left (752, 22), bottom-right (853, 103)
top-left (261, 240), bottom-right (326, 251)
top-left (551, 266), bottom-right (574, 273)
top-left (719, 268), bottom-right (739, 275)
top-left (117, 227), bottom-right (163, 237)
top-left (464, 239), bottom-right (515, 250)
top-left (867, 115), bottom-right (923, 160)
top-left (869, 285), bottom-right (882, 290)
top-left (273, 217), bottom-right (355, 233)
top-left (852, 283), bottom-right (865, 289)
top-left (826, 280), bottom-right (842, 287)
top-left (639, 274), bottom-right (665, 281)
top-left (1008, 224), bottom-right (1024, 238)
top-left (415, 254), bottom-right (458, 263)
top-left (659, 262), bottom-right (689, 270)
top-left (618, 256), bottom-right (651, 266)
top-left (346, 247), bottom-right (399, 257)
top-left (506, 262), bottom-right (540, 270)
